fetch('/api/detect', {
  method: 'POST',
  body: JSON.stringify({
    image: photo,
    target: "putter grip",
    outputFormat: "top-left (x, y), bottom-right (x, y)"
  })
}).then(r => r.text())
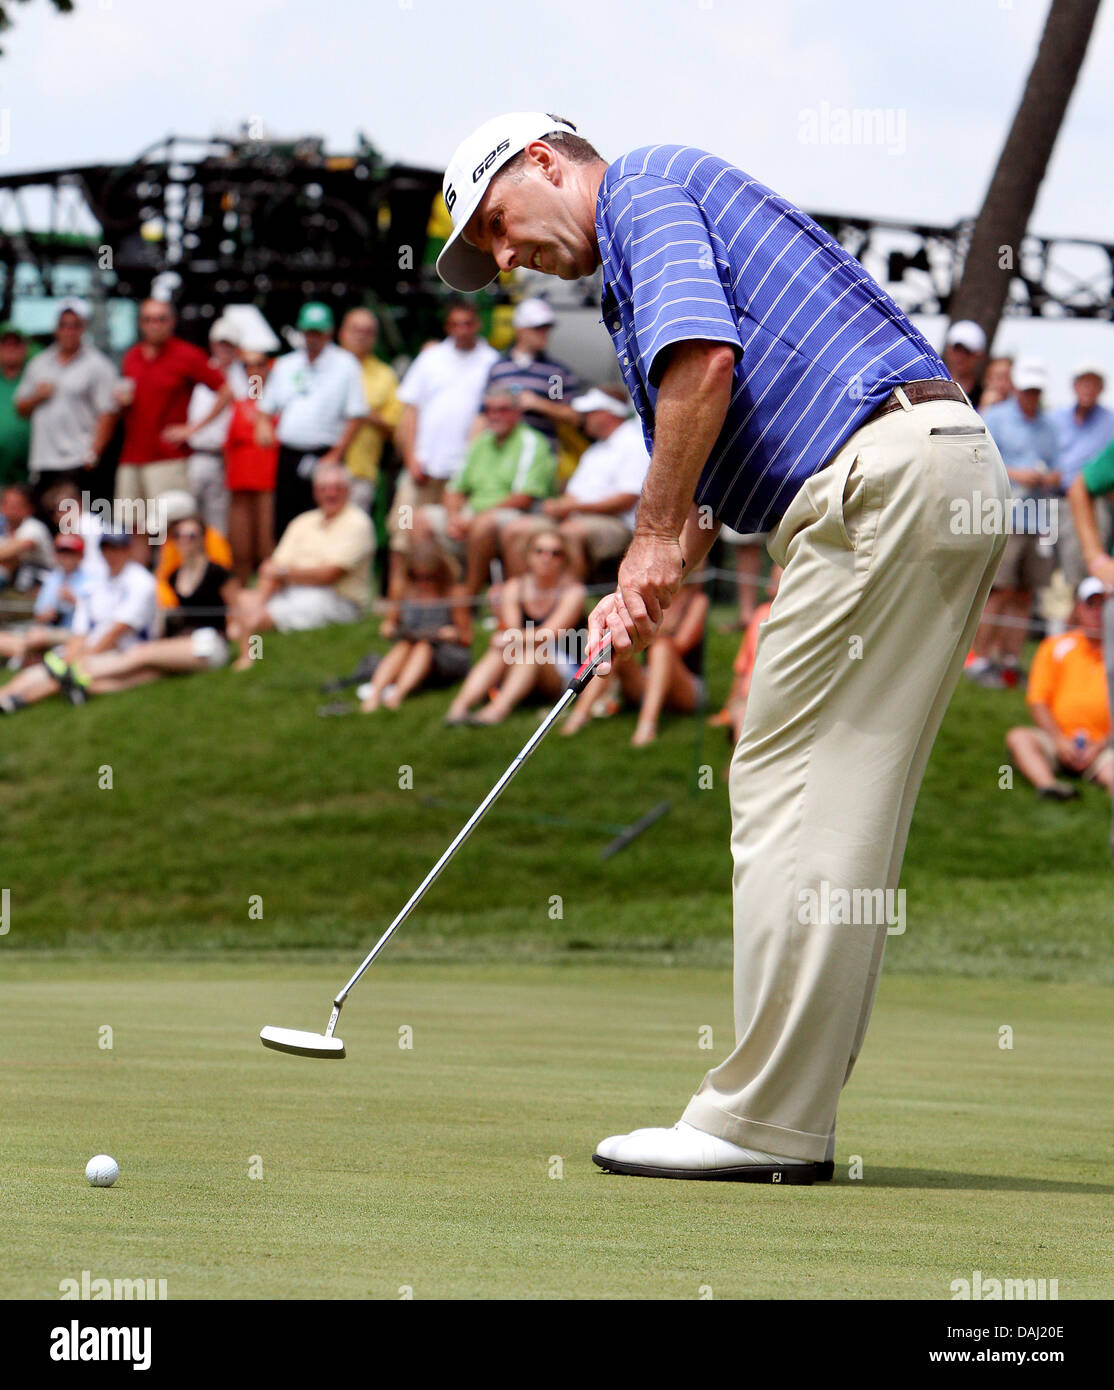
top-left (570, 640), bottom-right (613, 694)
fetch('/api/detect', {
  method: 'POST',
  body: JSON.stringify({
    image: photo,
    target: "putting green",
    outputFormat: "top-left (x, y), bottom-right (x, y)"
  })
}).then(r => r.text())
top-left (2, 959), bottom-right (1110, 1299)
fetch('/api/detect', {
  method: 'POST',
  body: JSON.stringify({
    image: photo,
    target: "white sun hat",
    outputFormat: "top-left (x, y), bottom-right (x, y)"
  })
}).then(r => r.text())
top-left (436, 112), bottom-right (577, 292)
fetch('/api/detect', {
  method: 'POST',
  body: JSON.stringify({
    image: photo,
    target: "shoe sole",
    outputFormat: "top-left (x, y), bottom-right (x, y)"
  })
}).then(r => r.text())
top-left (592, 1154), bottom-right (817, 1184)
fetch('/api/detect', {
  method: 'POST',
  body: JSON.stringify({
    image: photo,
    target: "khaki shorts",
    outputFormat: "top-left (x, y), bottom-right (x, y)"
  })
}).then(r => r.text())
top-left (267, 585), bottom-right (361, 633)
top-left (993, 530), bottom-right (1056, 593)
top-left (1033, 728), bottom-right (1114, 782)
top-left (420, 502), bottom-right (524, 558)
top-left (388, 474), bottom-right (447, 553)
top-left (115, 460), bottom-right (191, 523)
top-left (506, 510), bottom-right (632, 563)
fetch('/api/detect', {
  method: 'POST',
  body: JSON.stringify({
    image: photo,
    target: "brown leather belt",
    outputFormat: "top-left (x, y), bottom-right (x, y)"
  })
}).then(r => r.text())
top-left (866, 377), bottom-right (967, 423)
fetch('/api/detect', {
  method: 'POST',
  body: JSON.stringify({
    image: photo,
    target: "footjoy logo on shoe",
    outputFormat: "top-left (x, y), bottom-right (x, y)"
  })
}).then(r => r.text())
top-left (797, 881), bottom-right (905, 935)
top-left (49, 1321), bottom-right (152, 1371)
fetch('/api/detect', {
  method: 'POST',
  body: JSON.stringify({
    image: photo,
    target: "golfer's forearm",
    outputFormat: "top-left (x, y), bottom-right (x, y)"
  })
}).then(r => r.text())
top-left (1068, 478), bottom-right (1103, 564)
top-left (634, 343), bottom-right (734, 542)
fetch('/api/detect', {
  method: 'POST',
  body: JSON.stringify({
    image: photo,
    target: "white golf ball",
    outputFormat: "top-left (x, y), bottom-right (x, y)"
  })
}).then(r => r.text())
top-left (85, 1154), bottom-right (119, 1187)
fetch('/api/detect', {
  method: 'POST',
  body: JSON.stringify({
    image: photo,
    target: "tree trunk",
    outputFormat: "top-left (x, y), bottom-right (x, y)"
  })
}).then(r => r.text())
top-left (948, 0), bottom-right (1102, 348)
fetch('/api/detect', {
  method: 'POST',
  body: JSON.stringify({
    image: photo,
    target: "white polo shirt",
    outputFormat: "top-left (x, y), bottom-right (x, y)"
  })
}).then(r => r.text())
top-left (261, 343), bottom-right (368, 452)
top-left (14, 343), bottom-right (119, 476)
top-left (71, 560), bottom-right (157, 651)
top-left (564, 418), bottom-right (650, 529)
top-left (398, 338), bottom-right (499, 480)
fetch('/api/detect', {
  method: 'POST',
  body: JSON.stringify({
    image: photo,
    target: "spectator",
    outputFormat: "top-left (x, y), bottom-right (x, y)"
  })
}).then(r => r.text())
top-left (503, 388), bottom-right (648, 579)
top-left (0, 324), bottom-right (31, 485)
top-left (257, 302), bottom-right (368, 542)
top-left (979, 355), bottom-right (1014, 410)
top-left (1005, 578), bottom-right (1112, 800)
top-left (338, 308), bottom-right (402, 514)
top-left (228, 461), bottom-right (373, 670)
top-left (0, 528), bottom-right (156, 713)
top-left (1052, 365), bottom-right (1114, 591)
top-left (357, 542), bottom-right (471, 712)
top-left (185, 318), bottom-right (249, 537)
top-left (13, 298), bottom-right (118, 486)
top-left (943, 320), bottom-right (987, 407)
top-left (444, 525), bottom-right (585, 726)
top-left (41, 479), bottom-right (107, 581)
top-left (386, 299), bottom-right (498, 627)
top-left (153, 490), bottom-right (233, 611)
top-left (415, 385), bottom-right (556, 606)
top-left (484, 298), bottom-right (580, 446)
top-left (0, 533), bottom-right (91, 665)
top-left (50, 516), bottom-right (240, 696)
top-left (0, 482), bottom-right (54, 596)
top-left (968, 358), bottom-right (1061, 688)
top-left (708, 565), bottom-right (782, 744)
top-left (225, 350), bottom-right (278, 582)
top-left (116, 300), bottom-right (231, 520)
top-left (564, 580), bottom-right (709, 746)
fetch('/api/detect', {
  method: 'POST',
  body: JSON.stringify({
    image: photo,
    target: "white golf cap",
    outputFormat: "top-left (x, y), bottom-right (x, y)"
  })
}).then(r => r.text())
top-left (1072, 362), bottom-right (1105, 381)
top-left (160, 489), bottom-right (201, 524)
top-left (946, 320), bottom-right (987, 354)
top-left (57, 296), bottom-right (91, 321)
top-left (512, 297), bottom-right (556, 330)
top-left (209, 316), bottom-right (241, 346)
top-left (571, 388), bottom-right (631, 419)
top-left (1013, 357), bottom-right (1048, 392)
top-left (436, 111), bottom-right (578, 292)
top-left (1077, 576), bottom-right (1109, 602)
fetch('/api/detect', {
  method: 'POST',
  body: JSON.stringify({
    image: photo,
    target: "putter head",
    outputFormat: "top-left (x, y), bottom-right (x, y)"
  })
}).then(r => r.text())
top-left (259, 1025), bottom-right (346, 1059)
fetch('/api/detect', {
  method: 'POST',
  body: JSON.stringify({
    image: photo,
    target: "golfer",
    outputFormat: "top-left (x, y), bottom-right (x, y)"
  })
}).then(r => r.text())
top-left (437, 114), bottom-right (1010, 1183)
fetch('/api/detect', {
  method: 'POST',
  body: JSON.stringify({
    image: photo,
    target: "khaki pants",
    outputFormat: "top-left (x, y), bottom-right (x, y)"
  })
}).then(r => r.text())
top-left (388, 474), bottom-right (447, 553)
top-left (115, 459), bottom-right (190, 525)
top-left (682, 396), bottom-right (1009, 1161)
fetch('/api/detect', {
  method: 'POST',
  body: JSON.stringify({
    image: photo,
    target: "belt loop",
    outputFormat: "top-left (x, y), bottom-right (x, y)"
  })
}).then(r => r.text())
top-left (894, 386), bottom-right (913, 412)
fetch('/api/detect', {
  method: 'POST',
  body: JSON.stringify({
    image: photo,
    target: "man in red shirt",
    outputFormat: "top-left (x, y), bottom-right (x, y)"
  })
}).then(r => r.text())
top-left (115, 300), bottom-right (230, 525)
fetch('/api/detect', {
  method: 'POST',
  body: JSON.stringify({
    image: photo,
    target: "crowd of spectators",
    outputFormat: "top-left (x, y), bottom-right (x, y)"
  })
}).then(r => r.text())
top-left (1, 295), bottom-right (1111, 806)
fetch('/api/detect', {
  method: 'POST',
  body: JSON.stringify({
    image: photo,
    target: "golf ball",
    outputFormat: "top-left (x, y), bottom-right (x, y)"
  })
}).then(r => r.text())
top-left (85, 1154), bottom-right (119, 1187)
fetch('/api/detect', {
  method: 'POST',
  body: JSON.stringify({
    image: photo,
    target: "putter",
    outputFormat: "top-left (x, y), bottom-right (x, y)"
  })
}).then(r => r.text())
top-left (260, 640), bottom-right (613, 1059)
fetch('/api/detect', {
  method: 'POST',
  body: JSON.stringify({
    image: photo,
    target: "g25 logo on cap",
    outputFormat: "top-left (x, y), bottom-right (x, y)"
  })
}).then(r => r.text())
top-left (473, 139), bottom-right (510, 184)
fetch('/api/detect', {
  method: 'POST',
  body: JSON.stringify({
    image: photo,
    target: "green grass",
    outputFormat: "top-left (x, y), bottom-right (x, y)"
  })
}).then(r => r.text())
top-left (2, 611), bottom-right (1111, 1299)
top-left (3, 611), bottom-right (1111, 979)
top-left (2, 960), bottom-right (1111, 1300)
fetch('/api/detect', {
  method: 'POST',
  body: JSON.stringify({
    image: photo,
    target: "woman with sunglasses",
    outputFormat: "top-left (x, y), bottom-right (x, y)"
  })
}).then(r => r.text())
top-left (444, 526), bottom-right (585, 726)
top-left (47, 518), bottom-right (240, 694)
top-left (358, 543), bottom-right (471, 712)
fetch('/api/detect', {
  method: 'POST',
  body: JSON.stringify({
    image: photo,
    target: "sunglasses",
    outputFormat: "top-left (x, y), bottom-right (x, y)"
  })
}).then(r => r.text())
top-left (176, 528), bottom-right (203, 541)
top-left (532, 546), bottom-right (564, 557)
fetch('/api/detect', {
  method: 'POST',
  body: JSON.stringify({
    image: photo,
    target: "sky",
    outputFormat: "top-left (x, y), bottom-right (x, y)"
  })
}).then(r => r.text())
top-left (1, 0), bottom-right (1112, 400)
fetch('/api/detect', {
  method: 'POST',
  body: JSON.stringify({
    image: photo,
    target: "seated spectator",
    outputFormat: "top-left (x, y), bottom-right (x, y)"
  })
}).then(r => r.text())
top-left (709, 565), bottom-right (782, 744)
top-left (563, 580), bottom-right (708, 746)
top-left (415, 386), bottom-right (555, 605)
top-left (225, 351), bottom-right (278, 583)
top-left (0, 533), bottom-right (91, 665)
top-left (1005, 578), bottom-right (1112, 799)
top-left (358, 543), bottom-right (471, 713)
top-left (0, 528), bottom-right (156, 712)
top-left (47, 516), bottom-right (240, 695)
top-left (501, 388), bottom-right (648, 579)
top-left (154, 490), bottom-right (234, 609)
top-left (444, 526), bottom-right (585, 726)
top-left (0, 483), bottom-right (54, 598)
top-left (228, 461), bottom-right (373, 670)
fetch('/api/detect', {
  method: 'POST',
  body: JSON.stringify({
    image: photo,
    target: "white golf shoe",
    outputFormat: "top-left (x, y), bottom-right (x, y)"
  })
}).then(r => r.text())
top-left (592, 1120), bottom-right (817, 1184)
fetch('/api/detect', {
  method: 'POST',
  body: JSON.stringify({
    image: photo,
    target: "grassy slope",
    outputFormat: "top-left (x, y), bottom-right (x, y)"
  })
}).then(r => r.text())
top-left (3, 611), bottom-right (1111, 979)
top-left (2, 960), bottom-right (1111, 1300)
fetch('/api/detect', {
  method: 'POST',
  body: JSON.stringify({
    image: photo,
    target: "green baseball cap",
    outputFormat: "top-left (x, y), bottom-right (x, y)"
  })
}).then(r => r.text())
top-left (297, 302), bottom-right (334, 332)
top-left (0, 322), bottom-right (25, 339)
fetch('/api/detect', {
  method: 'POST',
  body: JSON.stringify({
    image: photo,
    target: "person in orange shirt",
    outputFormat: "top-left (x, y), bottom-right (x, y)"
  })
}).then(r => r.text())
top-left (154, 490), bottom-right (233, 609)
top-left (1006, 577), bottom-right (1113, 799)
